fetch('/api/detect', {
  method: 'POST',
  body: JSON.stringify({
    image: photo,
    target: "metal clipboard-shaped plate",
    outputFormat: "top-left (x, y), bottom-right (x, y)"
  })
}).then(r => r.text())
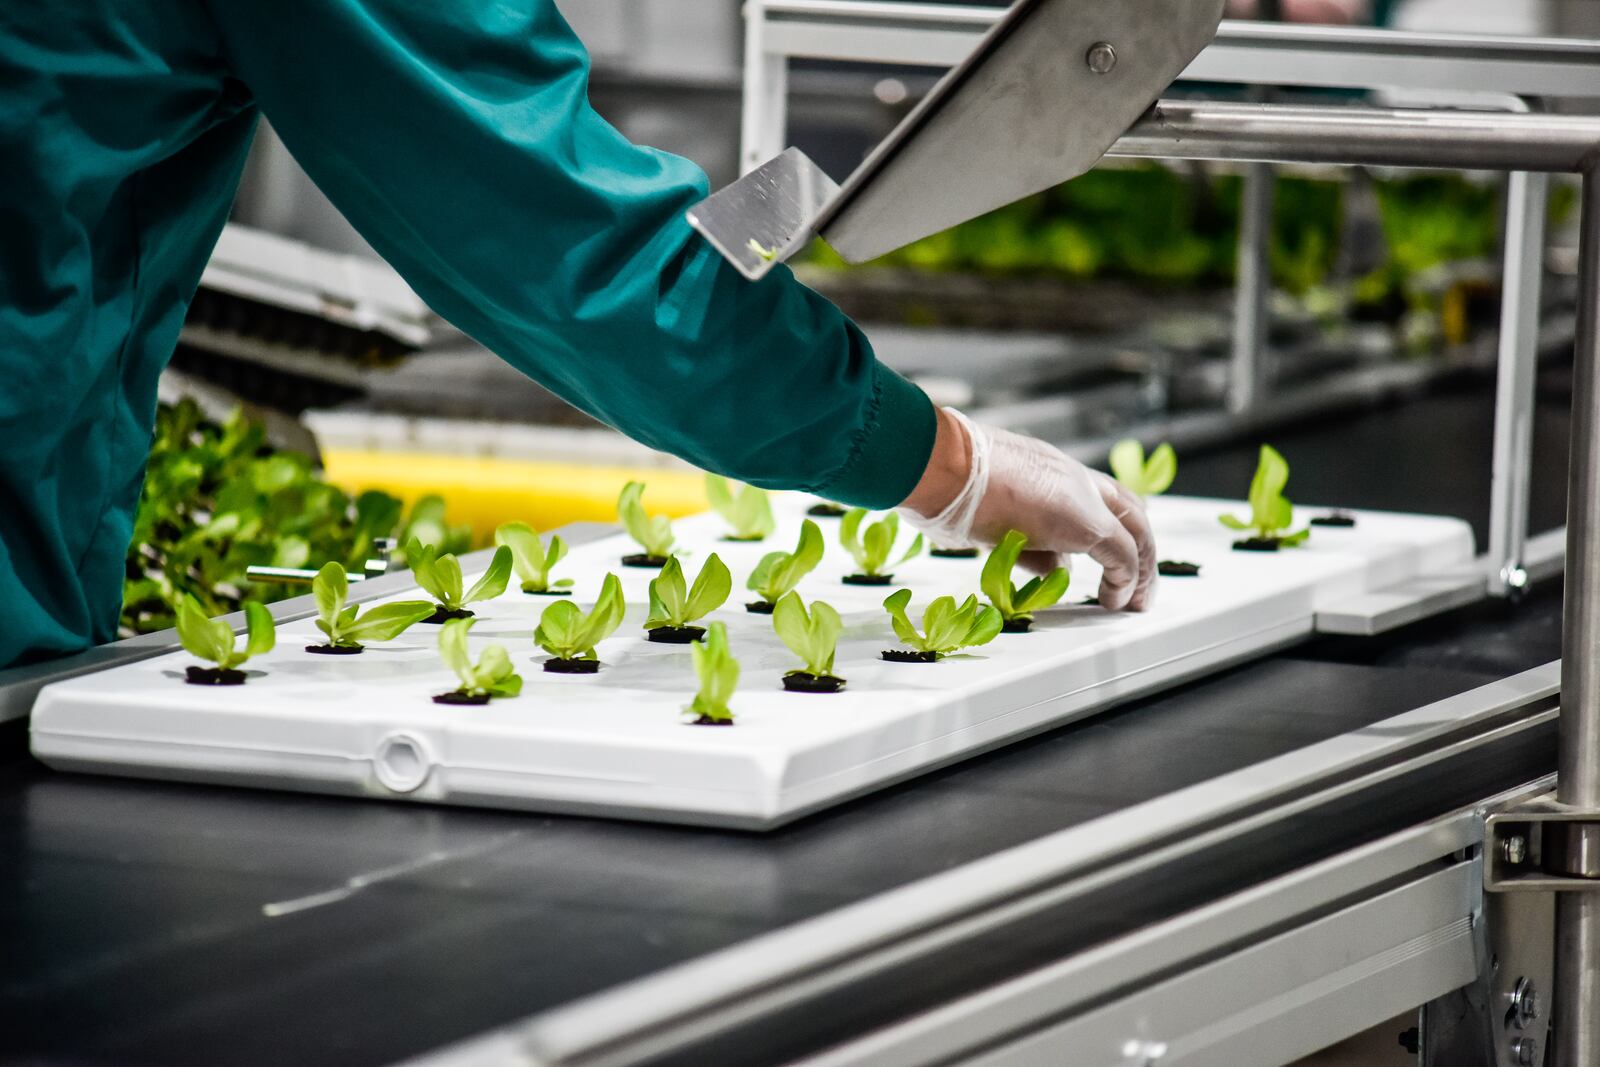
top-left (689, 0), bottom-right (1225, 280)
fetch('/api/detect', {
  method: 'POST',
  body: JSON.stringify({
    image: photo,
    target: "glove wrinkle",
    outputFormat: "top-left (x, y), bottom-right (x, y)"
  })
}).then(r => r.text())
top-left (900, 407), bottom-right (1158, 612)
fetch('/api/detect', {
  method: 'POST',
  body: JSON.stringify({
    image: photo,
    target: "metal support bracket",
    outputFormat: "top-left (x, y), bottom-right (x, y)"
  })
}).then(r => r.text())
top-left (1486, 797), bottom-right (1600, 894)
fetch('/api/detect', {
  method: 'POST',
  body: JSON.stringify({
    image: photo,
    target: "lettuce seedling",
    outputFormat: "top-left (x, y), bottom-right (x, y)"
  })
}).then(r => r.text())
top-left (434, 618), bottom-right (522, 704)
top-left (840, 509), bottom-right (923, 584)
top-left (617, 481), bottom-right (676, 566)
top-left (705, 474), bottom-right (776, 541)
top-left (535, 573), bottom-right (627, 673)
top-left (1110, 439), bottom-right (1177, 497)
top-left (645, 553), bottom-right (731, 643)
top-left (980, 531), bottom-right (1071, 632)
top-left (309, 562), bottom-right (433, 653)
top-left (408, 541), bottom-right (513, 621)
top-left (176, 595), bottom-right (276, 685)
top-left (1219, 444), bottom-right (1310, 550)
top-left (773, 592), bottom-right (845, 692)
top-left (686, 621), bottom-right (739, 725)
top-left (881, 589), bottom-right (1002, 662)
top-left (746, 519), bottom-right (824, 613)
top-left (495, 521), bottom-right (573, 595)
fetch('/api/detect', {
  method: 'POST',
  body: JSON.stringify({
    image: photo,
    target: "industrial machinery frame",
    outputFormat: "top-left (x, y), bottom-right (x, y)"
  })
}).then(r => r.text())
top-left (1070, 100), bottom-right (1600, 1067)
top-left (694, 73), bottom-right (1600, 1060)
top-left (736, 1), bottom-right (1600, 606)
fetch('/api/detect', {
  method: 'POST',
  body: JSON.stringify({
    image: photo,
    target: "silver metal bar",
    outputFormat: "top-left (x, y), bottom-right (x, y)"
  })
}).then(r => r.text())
top-left (739, 0), bottom-right (789, 175)
top-left (412, 664), bottom-right (1558, 1066)
top-left (800, 828), bottom-right (1487, 1067)
top-left (1107, 101), bottom-right (1600, 173)
top-left (1488, 168), bottom-right (1551, 599)
top-left (1553, 171), bottom-right (1600, 1067)
top-left (1231, 161), bottom-right (1273, 414)
top-left (759, 2), bottom-right (1600, 100)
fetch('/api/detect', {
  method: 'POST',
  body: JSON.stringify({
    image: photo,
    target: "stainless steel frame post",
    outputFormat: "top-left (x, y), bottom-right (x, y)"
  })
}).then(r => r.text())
top-left (1231, 161), bottom-right (1274, 414)
top-left (740, 0), bottom-right (789, 176)
top-left (1489, 169), bottom-right (1552, 598)
top-left (1553, 169), bottom-right (1600, 1067)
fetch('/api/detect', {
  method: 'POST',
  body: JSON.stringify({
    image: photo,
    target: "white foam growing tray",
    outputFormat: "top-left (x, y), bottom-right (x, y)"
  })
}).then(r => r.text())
top-left (31, 496), bottom-right (1473, 828)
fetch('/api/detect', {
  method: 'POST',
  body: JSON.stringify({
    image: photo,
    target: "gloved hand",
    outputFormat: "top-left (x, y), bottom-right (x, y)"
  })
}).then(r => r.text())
top-left (899, 408), bottom-right (1157, 611)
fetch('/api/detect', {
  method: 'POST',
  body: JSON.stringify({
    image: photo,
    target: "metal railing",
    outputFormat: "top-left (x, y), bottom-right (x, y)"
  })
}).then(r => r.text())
top-left (741, 0), bottom-right (1600, 601)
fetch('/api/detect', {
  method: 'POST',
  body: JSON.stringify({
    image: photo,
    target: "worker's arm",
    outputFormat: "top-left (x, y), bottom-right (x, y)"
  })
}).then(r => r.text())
top-left (202, 1), bottom-right (930, 509)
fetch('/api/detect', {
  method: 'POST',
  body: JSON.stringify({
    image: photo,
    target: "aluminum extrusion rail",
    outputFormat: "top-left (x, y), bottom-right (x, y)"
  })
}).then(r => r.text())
top-left (407, 665), bottom-right (1561, 1066)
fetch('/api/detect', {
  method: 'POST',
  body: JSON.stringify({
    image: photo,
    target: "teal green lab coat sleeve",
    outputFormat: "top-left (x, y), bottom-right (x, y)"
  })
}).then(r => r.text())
top-left (0, 5), bottom-right (259, 668)
top-left (205, 1), bottom-right (936, 505)
top-left (0, 1), bottom-right (933, 670)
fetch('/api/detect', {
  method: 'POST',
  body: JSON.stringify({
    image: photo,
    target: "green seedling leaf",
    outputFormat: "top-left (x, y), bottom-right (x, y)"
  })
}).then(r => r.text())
top-left (439, 616), bottom-right (473, 679)
top-left (704, 475), bottom-right (776, 541)
top-left (342, 602), bottom-right (436, 644)
top-left (495, 522), bottom-right (571, 593)
top-left (313, 561), bottom-right (431, 646)
top-left (462, 545), bottom-right (513, 605)
top-left (648, 556), bottom-right (687, 629)
top-left (685, 552), bottom-right (732, 620)
top-left (1218, 444), bottom-right (1310, 546)
top-left (314, 561), bottom-right (349, 634)
top-left (535, 573), bottom-right (627, 660)
top-left (688, 621), bottom-right (740, 723)
top-left (618, 481), bottom-right (676, 558)
top-left (177, 594), bottom-right (232, 667)
top-left (1110, 439), bottom-right (1177, 497)
top-left (238, 601), bottom-right (277, 666)
top-left (881, 590), bottom-right (1003, 657)
top-left (408, 540), bottom-right (507, 609)
top-left (748, 520), bottom-right (825, 604)
top-left (840, 509), bottom-right (924, 577)
top-left (883, 589), bottom-right (923, 649)
top-left (437, 618), bottom-right (523, 699)
top-left (646, 554), bottom-right (730, 630)
top-left (176, 594), bottom-right (275, 670)
top-left (980, 530), bottom-right (1070, 623)
top-left (772, 592), bottom-right (843, 678)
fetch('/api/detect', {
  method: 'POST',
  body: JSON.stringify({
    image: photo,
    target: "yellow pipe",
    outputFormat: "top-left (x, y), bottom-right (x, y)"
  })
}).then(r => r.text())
top-left (321, 449), bottom-right (709, 543)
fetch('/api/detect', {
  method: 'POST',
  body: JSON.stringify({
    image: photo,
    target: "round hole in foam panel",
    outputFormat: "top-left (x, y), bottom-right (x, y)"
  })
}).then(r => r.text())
top-left (373, 732), bottom-right (433, 794)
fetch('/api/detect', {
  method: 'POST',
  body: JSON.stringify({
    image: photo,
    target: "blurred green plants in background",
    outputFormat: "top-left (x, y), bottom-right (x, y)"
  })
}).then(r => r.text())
top-left (805, 163), bottom-right (1574, 313)
top-left (122, 399), bottom-right (471, 635)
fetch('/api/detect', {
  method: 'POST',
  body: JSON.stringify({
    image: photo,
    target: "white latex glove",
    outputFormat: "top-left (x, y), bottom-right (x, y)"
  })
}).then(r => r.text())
top-left (900, 409), bottom-right (1157, 611)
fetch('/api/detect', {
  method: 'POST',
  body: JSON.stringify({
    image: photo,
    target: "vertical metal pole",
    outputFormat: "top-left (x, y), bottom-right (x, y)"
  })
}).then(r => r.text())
top-left (740, 0), bottom-right (788, 176)
top-left (1554, 168), bottom-right (1600, 1067)
top-left (1230, 161), bottom-right (1274, 414)
top-left (1488, 170), bottom-right (1551, 597)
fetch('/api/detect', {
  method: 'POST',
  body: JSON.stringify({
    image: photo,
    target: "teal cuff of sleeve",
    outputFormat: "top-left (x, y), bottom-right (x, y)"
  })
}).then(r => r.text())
top-left (816, 364), bottom-right (936, 510)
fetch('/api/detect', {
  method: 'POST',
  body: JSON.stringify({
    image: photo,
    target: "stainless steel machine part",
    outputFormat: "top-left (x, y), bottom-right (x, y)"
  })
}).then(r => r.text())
top-left (697, 0), bottom-right (1226, 280)
top-left (1230, 160), bottom-right (1273, 415)
top-left (701, 94), bottom-right (1600, 1067)
top-left (735, 4), bottom-right (1600, 603)
top-left (810, 0), bottom-right (1224, 266)
top-left (1553, 170), bottom-right (1600, 1067)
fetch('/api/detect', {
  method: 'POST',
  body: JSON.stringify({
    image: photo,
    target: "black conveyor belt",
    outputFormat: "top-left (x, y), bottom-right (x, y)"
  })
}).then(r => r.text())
top-left (0, 376), bottom-right (1571, 1065)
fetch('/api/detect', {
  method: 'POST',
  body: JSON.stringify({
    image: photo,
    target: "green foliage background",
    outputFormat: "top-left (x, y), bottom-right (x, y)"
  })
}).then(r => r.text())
top-left (806, 164), bottom-right (1572, 305)
top-left (123, 399), bottom-right (471, 636)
